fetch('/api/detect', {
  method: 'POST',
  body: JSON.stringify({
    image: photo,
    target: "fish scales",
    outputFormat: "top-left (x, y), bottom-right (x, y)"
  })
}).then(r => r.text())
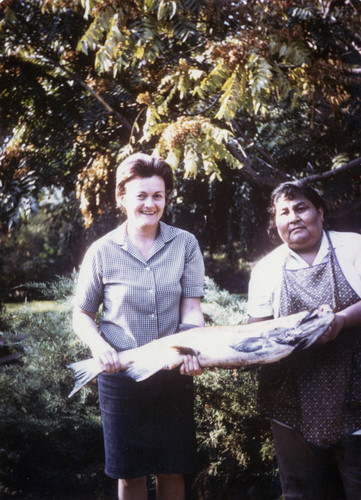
top-left (67, 304), bottom-right (334, 397)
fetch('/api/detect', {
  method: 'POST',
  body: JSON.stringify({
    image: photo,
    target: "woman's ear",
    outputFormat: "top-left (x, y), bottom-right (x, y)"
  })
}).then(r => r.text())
top-left (319, 207), bottom-right (324, 222)
top-left (116, 194), bottom-right (126, 213)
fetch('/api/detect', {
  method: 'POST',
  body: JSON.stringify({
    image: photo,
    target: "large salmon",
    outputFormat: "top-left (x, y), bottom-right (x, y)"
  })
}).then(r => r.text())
top-left (68, 304), bottom-right (334, 397)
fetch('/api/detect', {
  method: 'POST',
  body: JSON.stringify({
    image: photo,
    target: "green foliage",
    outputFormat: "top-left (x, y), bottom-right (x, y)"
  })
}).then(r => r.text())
top-left (1, 0), bottom-right (361, 289)
top-left (196, 277), bottom-right (278, 496)
top-left (77, 0), bottom-right (201, 74)
top-left (0, 282), bottom-right (108, 498)
top-left (194, 370), bottom-right (278, 497)
top-left (1, 0), bottom-right (361, 237)
top-left (0, 275), bottom-right (279, 498)
top-left (216, 68), bottom-right (247, 122)
top-left (0, 169), bottom-right (38, 232)
top-left (202, 275), bottom-right (247, 324)
top-left (0, 187), bottom-right (121, 300)
top-left (0, 191), bottom-right (82, 299)
top-left (24, 271), bottom-right (78, 302)
top-left (0, 305), bottom-right (93, 419)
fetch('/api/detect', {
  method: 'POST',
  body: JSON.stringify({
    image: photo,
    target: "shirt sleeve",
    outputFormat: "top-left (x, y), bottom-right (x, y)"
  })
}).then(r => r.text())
top-left (180, 234), bottom-right (205, 298)
top-left (351, 233), bottom-right (361, 280)
top-left (247, 259), bottom-right (276, 318)
top-left (333, 231), bottom-right (361, 298)
top-left (73, 243), bottom-right (104, 314)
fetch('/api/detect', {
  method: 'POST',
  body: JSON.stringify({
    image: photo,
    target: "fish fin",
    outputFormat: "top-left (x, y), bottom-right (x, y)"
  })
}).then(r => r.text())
top-left (230, 337), bottom-right (264, 353)
top-left (171, 345), bottom-right (199, 356)
top-left (67, 358), bottom-right (102, 398)
top-left (269, 327), bottom-right (300, 346)
top-left (293, 338), bottom-right (310, 350)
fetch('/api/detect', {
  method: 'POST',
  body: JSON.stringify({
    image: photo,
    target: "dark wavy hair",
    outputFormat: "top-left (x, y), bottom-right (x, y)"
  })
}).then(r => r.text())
top-left (115, 153), bottom-right (174, 208)
top-left (267, 181), bottom-right (326, 242)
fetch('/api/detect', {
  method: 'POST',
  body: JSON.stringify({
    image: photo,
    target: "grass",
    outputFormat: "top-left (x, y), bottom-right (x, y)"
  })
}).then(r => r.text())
top-left (4, 301), bottom-right (69, 313)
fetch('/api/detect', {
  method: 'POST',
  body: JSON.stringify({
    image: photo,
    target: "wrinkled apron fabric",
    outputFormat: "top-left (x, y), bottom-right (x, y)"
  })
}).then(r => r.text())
top-left (258, 233), bottom-right (361, 447)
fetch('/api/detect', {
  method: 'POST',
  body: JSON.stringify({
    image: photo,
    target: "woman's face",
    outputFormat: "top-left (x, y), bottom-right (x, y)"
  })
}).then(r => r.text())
top-left (275, 194), bottom-right (324, 253)
top-left (120, 175), bottom-right (166, 230)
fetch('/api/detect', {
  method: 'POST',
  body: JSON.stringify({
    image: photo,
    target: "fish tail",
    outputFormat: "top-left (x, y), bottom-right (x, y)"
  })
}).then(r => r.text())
top-left (67, 358), bottom-right (102, 398)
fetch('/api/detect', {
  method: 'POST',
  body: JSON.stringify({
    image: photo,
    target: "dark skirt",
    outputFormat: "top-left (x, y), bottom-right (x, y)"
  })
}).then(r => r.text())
top-left (98, 370), bottom-right (198, 479)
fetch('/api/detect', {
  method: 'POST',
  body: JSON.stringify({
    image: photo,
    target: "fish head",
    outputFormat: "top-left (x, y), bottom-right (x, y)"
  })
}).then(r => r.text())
top-left (274, 304), bottom-right (334, 349)
top-left (295, 304), bottom-right (333, 328)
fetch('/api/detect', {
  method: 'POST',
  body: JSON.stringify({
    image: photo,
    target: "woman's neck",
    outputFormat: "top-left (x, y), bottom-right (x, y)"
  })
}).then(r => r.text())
top-left (126, 223), bottom-right (159, 258)
top-left (295, 250), bottom-right (318, 266)
top-left (291, 240), bottom-right (322, 266)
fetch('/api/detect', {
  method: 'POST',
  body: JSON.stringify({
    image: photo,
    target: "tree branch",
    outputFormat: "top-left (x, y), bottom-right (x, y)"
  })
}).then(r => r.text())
top-left (44, 56), bottom-right (133, 132)
top-left (186, 97), bottom-right (219, 116)
top-left (225, 142), bottom-right (287, 188)
top-left (348, 0), bottom-right (361, 15)
top-left (230, 120), bottom-right (277, 169)
top-left (226, 140), bottom-right (361, 189)
top-left (302, 156), bottom-right (361, 183)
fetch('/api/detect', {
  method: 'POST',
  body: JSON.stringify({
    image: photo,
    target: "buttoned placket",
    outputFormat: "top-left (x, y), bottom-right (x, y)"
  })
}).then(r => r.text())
top-left (131, 233), bottom-right (171, 338)
top-left (122, 237), bottom-right (163, 340)
top-left (144, 264), bottom-right (157, 324)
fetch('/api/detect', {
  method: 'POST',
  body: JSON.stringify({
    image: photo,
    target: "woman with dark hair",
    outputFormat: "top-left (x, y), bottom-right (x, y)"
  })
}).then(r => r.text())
top-left (73, 153), bottom-right (205, 499)
top-left (247, 181), bottom-right (361, 498)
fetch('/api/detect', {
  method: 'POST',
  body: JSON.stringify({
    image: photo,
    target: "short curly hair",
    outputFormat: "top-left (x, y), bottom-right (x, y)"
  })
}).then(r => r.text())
top-left (267, 181), bottom-right (326, 242)
top-left (115, 153), bottom-right (174, 207)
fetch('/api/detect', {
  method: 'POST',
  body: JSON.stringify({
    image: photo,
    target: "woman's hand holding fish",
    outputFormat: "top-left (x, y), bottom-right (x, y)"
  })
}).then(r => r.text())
top-left (73, 307), bottom-right (122, 373)
top-left (91, 342), bottom-right (122, 374)
top-left (180, 354), bottom-right (203, 376)
top-left (317, 314), bottom-right (344, 344)
top-left (318, 301), bottom-right (361, 345)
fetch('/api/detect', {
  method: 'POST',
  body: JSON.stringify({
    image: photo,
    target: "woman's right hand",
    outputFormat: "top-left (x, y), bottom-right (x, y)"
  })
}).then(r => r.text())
top-left (91, 341), bottom-right (122, 374)
top-left (180, 354), bottom-right (204, 376)
top-left (72, 308), bottom-right (122, 374)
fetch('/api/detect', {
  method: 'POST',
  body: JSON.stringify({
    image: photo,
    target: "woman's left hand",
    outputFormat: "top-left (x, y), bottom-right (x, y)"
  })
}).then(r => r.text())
top-left (318, 301), bottom-right (361, 344)
top-left (180, 355), bottom-right (203, 376)
top-left (317, 313), bottom-right (345, 344)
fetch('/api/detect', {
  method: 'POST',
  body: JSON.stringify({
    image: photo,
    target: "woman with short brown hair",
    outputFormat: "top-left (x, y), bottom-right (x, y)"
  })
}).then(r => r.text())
top-left (73, 153), bottom-right (205, 499)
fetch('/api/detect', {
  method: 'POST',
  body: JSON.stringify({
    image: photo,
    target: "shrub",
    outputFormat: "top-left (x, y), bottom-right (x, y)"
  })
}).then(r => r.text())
top-left (0, 276), bottom-right (279, 499)
top-left (195, 278), bottom-right (280, 499)
top-left (0, 281), bottom-right (113, 498)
